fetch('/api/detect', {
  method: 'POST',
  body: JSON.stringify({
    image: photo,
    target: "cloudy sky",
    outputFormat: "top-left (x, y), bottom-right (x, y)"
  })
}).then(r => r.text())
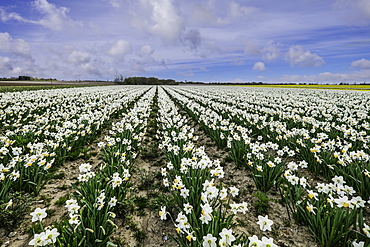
top-left (0, 0), bottom-right (370, 83)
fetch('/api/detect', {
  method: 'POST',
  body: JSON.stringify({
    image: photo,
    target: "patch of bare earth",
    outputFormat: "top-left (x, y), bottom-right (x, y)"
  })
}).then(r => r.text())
top-left (2, 160), bottom-right (83, 247)
top-left (112, 152), bottom-right (175, 246)
top-left (1, 131), bottom-right (105, 247)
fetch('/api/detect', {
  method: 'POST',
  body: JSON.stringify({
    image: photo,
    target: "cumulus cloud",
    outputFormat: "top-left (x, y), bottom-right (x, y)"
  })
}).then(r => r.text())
top-left (182, 28), bottom-right (202, 51)
top-left (108, 40), bottom-right (132, 57)
top-left (0, 32), bottom-right (12, 51)
top-left (0, 32), bottom-right (31, 57)
top-left (285, 45), bottom-right (324, 67)
top-left (317, 72), bottom-right (350, 82)
top-left (81, 62), bottom-right (101, 76)
top-left (242, 39), bottom-right (262, 55)
top-left (252, 62), bottom-right (266, 71)
top-left (67, 50), bottom-right (91, 64)
top-left (0, 55), bottom-right (38, 77)
top-left (262, 41), bottom-right (280, 61)
top-left (139, 45), bottom-right (154, 56)
top-left (137, 44), bottom-right (159, 65)
top-left (229, 2), bottom-right (256, 19)
top-left (0, 0), bottom-right (81, 31)
top-left (57, 48), bottom-right (105, 77)
top-left (192, 3), bottom-right (229, 26)
top-left (351, 58), bottom-right (370, 70)
top-left (0, 8), bottom-right (26, 22)
top-left (33, 0), bottom-right (74, 30)
top-left (0, 56), bottom-right (13, 71)
top-left (135, 0), bottom-right (184, 44)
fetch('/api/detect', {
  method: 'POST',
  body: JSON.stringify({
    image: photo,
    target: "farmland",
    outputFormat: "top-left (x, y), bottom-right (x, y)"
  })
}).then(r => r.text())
top-left (0, 85), bottom-right (369, 247)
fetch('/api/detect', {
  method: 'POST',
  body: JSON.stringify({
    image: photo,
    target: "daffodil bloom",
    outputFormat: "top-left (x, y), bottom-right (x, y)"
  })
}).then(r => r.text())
top-left (5, 199), bottom-right (13, 210)
top-left (257, 215), bottom-right (273, 231)
top-left (108, 197), bottom-right (117, 207)
top-left (202, 234), bottom-right (217, 247)
top-left (79, 163), bottom-right (92, 173)
top-left (307, 190), bottom-right (318, 200)
top-left (159, 206), bottom-right (167, 220)
top-left (183, 203), bottom-right (193, 214)
top-left (248, 235), bottom-right (262, 246)
top-left (363, 223), bottom-right (370, 238)
top-left (180, 188), bottom-right (190, 198)
top-left (352, 241), bottom-right (365, 247)
top-left (261, 236), bottom-right (277, 247)
top-left (334, 196), bottom-right (350, 208)
top-left (219, 228), bottom-right (235, 246)
top-left (229, 186), bottom-right (239, 197)
top-left (306, 202), bottom-right (316, 215)
top-left (29, 232), bottom-right (46, 246)
top-left (68, 214), bottom-right (80, 225)
top-left (43, 228), bottom-right (60, 245)
top-left (30, 208), bottom-right (47, 222)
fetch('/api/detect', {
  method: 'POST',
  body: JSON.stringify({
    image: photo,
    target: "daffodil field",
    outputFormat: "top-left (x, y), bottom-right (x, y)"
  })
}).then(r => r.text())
top-left (1, 85), bottom-right (370, 247)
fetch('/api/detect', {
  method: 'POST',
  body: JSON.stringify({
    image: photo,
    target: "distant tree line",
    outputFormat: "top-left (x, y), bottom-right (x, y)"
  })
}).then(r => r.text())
top-left (114, 76), bottom-right (178, 85)
top-left (180, 81), bottom-right (370, 85)
top-left (0, 76), bottom-right (57, 81)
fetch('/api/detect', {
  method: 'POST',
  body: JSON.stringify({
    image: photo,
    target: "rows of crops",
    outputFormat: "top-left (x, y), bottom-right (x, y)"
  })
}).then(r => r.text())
top-left (0, 85), bottom-right (369, 246)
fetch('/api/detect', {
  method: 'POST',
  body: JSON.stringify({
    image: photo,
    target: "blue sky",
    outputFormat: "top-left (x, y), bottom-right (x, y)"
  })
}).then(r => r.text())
top-left (0, 0), bottom-right (370, 83)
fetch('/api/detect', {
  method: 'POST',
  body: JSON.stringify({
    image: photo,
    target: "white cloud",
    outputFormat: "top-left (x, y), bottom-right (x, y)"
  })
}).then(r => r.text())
top-left (108, 40), bottom-right (132, 57)
top-left (0, 56), bottom-right (13, 71)
top-left (0, 32), bottom-right (31, 57)
top-left (317, 72), bottom-right (349, 82)
top-left (358, 0), bottom-right (370, 18)
top-left (0, 55), bottom-right (39, 77)
top-left (229, 2), bottom-right (256, 19)
top-left (285, 45), bottom-right (324, 67)
top-left (231, 78), bottom-right (245, 83)
top-left (103, 0), bottom-right (124, 8)
top-left (136, 0), bottom-right (184, 44)
top-left (12, 39), bottom-right (31, 57)
top-left (252, 61), bottom-right (266, 71)
top-left (182, 28), bottom-right (202, 51)
top-left (334, 0), bottom-right (370, 21)
top-left (0, 8), bottom-right (26, 22)
top-left (191, 2), bottom-right (256, 27)
top-left (276, 71), bottom-right (368, 83)
top-left (0, 32), bottom-right (11, 51)
top-left (0, 0), bottom-right (81, 31)
top-left (351, 58), bottom-right (370, 70)
top-left (67, 50), bottom-right (91, 64)
top-left (139, 45), bottom-right (154, 56)
top-left (34, 0), bottom-right (69, 29)
top-left (191, 3), bottom-right (229, 27)
top-left (241, 38), bottom-right (261, 55)
top-left (262, 41), bottom-right (280, 61)
top-left (81, 63), bottom-right (101, 76)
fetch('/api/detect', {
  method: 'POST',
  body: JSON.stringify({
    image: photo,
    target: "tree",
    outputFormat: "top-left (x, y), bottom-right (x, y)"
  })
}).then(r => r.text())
top-left (114, 75), bottom-right (124, 84)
